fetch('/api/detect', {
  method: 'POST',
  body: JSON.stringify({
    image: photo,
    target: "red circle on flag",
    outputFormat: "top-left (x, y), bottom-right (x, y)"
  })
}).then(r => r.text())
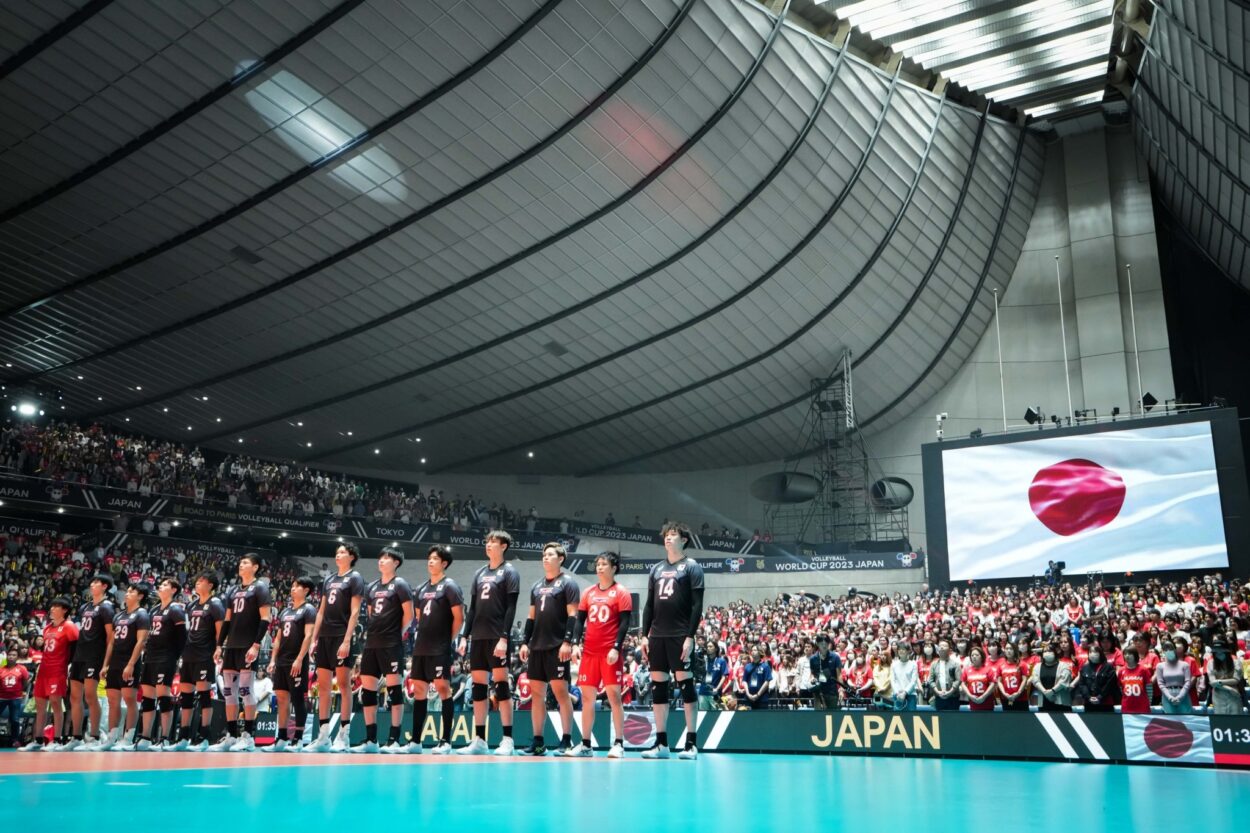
top-left (1143, 718), bottom-right (1194, 759)
top-left (1028, 459), bottom-right (1126, 536)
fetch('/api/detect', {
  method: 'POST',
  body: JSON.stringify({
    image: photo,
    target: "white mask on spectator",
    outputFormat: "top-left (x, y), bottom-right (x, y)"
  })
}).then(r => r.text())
top-left (1043, 652), bottom-right (1056, 663)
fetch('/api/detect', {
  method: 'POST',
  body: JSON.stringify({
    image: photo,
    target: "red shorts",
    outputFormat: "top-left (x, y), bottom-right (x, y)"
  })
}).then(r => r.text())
top-left (34, 667), bottom-right (68, 699)
top-left (577, 652), bottom-right (623, 688)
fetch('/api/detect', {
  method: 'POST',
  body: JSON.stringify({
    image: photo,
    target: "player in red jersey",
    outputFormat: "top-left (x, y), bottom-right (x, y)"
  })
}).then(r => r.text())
top-left (1117, 648), bottom-right (1151, 714)
top-left (960, 646), bottom-right (997, 711)
top-left (572, 552), bottom-right (632, 758)
top-left (21, 598), bottom-right (79, 750)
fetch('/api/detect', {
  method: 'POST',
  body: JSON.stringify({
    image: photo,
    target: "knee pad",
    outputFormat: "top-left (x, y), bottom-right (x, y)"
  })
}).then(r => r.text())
top-left (179, 691), bottom-right (196, 710)
top-left (196, 690), bottom-right (214, 711)
top-left (494, 680), bottom-right (510, 702)
top-left (157, 695), bottom-right (174, 713)
top-left (680, 678), bottom-right (697, 704)
top-left (140, 697), bottom-right (157, 713)
top-left (360, 688), bottom-right (379, 707)
top-left (238, 671), bottom-right (256, 708)
top-left (221, 671), bottom-right (239, 706)
top-left (471, 682), bottom-right (489, 702)
top-left (387, 685), bottom-right (404, 706)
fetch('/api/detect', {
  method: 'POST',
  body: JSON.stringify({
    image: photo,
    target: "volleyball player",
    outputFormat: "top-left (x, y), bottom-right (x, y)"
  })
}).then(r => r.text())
top-left (65, 575), bottom-right (114, 750)
top-left (265, 576), bottom-right (317, 752)
top-left (130, 578), bottom-right (187, 750)
top-left (208, 554), bottom-right (271, 752)
top-left (352, 547), bottom-right (414, 753)
top-left (307, 542), bottom-right (365, 752)
top-left (456, 530), bottom-right (520, 755)
top-left (21, 598), bottom-right (77, 750)
top-left (640, 522), bottom-right (703, 759)
top-left (93, 582), bottom-right (151, 750)
top-left (573, 551), bottom-right (631, 758)
top-left (402, 544), bottom-right (463, 755)
top-left (170, 573), bottom-right (224, 751)
top-left (517, 542), bottom-right (579, 756)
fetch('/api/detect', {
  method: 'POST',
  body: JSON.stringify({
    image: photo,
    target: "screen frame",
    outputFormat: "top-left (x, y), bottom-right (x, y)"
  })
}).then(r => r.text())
top-left (921, 407), bottom-right (1250, 587)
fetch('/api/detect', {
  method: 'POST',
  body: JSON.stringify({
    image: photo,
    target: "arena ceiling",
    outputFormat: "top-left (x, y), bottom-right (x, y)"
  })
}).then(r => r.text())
top-left (0, 0), bottom-right (1044, 476)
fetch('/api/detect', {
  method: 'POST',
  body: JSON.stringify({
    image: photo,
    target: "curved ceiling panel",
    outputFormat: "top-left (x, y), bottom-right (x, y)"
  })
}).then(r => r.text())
top-left (1130, 0), bottom-right (1250, 287)
top-left (0, 0), bottom-right (1043, 475)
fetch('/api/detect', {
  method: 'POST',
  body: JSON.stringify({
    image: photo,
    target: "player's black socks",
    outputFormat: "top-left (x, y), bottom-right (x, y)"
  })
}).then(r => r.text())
top-left (244, 719), bottom-right (256, 736)
top-left (277, 727), bottom-right (289, 741)
top-left (411, 700), bottom-right (428, 746)
top-left (475, 724), bottom-right (486, 740)
top-left (365, 723), bottom-right (377, 743)
top-left (440, 700), bottom-right (454, 741)
top-left (684, 736), bottom-right (696, 751)
top-left (613, 738), bottom-right (623, 747)
top-left (656, 731), bottom-right (668, 748)
top-left (318, 718), bottom-right (330, 739)
top-left (561, 733), bottom-right (571, 747)
top-left (388, 724), bottom-right (402, 746)
top-left (228, 722), bottom-right (241, 738)
top-left (502, 724), bottom-right (513, 738)
top-left (582, 738), bottom-right (592, 749)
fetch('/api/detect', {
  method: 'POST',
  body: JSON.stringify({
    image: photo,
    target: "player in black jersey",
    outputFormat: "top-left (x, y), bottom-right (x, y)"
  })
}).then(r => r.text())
top-left (171, 573), bottom-right (225, 751)
top-left (308, 542), bottom-right (365, 752)
top-left (94, 582), bottom-right (151, 751)
top-left (264, 576), bottom-right (317, 752)
top-left (403, 545), bottom-right (463, 755)
top-left (352, 547), bottom-right (414, 753)
top-left (65, 574), bottom-right (115, 750)
top-left (457, 530), bottom-right (521, 756)
top-left (126, 578), bottom-right (187, 750)
top-left (640, 522), bottom-right (704, 760)
top-left (210, 554), bottom-right (272, 752)
top-left (518, 543), bottom-right (580, 756)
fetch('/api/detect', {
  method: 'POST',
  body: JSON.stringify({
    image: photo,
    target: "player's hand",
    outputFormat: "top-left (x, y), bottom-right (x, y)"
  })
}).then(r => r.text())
top-left (494, 638), bottom-right (507, 660)
top-left (291, 661), bottom-right (302, 677)
top-left (518, 644), bottom-right (530, 663)
top-left (245, 645), bottom-right (259, 664)
top-left (213, 647), bottom-right (222, 664)
top-left (681, 637), bottom-right (693, 662)
top-left (607, 648), bottom-right (619, 665)
top-left (123, 664), bottom-right (135, 683)
top-left (456, 637), bottom-right (466, 656)
top-left (267, 661), bottom-right (276, 676)
top-left (558, 641), bottom-right (572, 662)
top-left (640, 637), bottom-right (649, 662)
top-left (337, 639), bottom-right (350, 660)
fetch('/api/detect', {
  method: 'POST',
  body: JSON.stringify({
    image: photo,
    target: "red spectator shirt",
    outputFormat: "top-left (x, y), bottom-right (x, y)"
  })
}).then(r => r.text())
top-left (962, 664), bottom-right (997, 710)
top-left (916, 656), bottom-right (932, 684)
top-left (41, 621), bottom-right (79, 670)
top-left (1117, 666), bottom-right (1151, 713)
top-left (578, 582), bottom-right (631, 656)
top-left (0, 663), bottom-right (29, 698)
top-left (997, 661), bottom-right (1027, 697)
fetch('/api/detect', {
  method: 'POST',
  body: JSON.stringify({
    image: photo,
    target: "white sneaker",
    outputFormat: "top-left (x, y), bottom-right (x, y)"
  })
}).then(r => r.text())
top-left (168, 738), bottom-right (190, 751)
top-left (231, 733), bottom-right (255, 752)
top-left (206, 737), bottom-right (235, 752)
top-left (330, 733), bottom-right (349, 753)
top-left (607, 743), bottom-right (625, 759)
top-left (114, 739), bottom-right (137, 752)
top-left (493, 736), bottom-right (515, 756)
top-left (349, 740), bottom-right (378, 754)
top-left (455, 737), bottom-right (488, 755)
top-left (430, 741), bottom-right (452, 755)
top-left (640, 744), bottom-right (670, 759)
top-left (134, 738), bottom-right (153, 751)
top-left (263, 739), bottom-right (288, 753)
top-left (304, 735), bottom-right (332, 753)
top-left (188, 739), bottom-right (209, 752)
top-left (20, 741), bottom-right (42, 751)
top-left (379, 742), bottom-right (408, 754)
top-left (677, 746), bottom-right (698, 760)
top-left (285, 740), bottom-right (304, 752)
top-left (564, 744), bottom-right (593, 757)
top-left (60, 738), bottom-right (84, 751)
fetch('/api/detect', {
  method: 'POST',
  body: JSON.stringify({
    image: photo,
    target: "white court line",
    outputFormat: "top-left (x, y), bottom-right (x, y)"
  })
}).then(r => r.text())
top-left (106, 781), bottom-right (149, 787)
top-left (34, 779), bottom-right (73, 784)
top-left (184, 784), bottom-right (230, 789)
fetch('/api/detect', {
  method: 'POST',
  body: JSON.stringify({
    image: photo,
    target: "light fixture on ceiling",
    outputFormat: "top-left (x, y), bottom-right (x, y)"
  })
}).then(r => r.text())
top-left (306, 442), bottom-right (313, 447)
top-left (226, 526), bottom-right (234, 532)
top-left (186, 426), bottom-right (193, 430)
top-left (527, 451), bottom-right (534, 458)
top-left (374, 448), bottom-right (380, 454)
top-left (238, 438), bottom-right (244, 443)
top-left (135, 386), bottom-right (142, 390)
top-left (280, 532), bottom-right (288, 538)
top-left (76, 375), bottom-right (83, 380)
top-left (163, 407), bottom-right (169, 412)
top-left (346, 431), bottom-right (352, 436)
top-left (216, 417), bottom-right (222, 422)
top-left (297, 421), bottom-right (303, 427)
top-left (420, 457), bottom-right (427, 464)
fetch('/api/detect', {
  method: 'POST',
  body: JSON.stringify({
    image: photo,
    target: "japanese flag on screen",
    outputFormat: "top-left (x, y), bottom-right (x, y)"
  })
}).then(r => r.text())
top-left (1123, 715), bottom-right (1214, 764)
top-left (942, 422), bottom-right (1229, 580)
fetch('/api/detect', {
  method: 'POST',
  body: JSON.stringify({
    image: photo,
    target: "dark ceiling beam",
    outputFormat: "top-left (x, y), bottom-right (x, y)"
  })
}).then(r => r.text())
top-left (0, 0), bottom-right (115, 82)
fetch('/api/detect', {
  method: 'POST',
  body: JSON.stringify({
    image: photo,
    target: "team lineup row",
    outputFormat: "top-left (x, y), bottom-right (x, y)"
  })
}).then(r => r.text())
top-left (18, 524), bottom-right (706, 759)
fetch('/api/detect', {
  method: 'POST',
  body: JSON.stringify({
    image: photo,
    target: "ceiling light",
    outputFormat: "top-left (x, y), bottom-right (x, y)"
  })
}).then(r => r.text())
top-left (76, 375), bottom-right (83, 380)
top-left (374, 449), bottom-right (380, 454)
top-left (16, 402), bottom-right (36, 417)
top-left (226, 526), bottom-right (234, 532)
top-left (163, 407), bottom-right (169, 413)
top-left (124, 418), bottom-right (130, 422)
top-left (280, 532), bottom-right (288, 538)
top-left (186, 426), bottom-right (193, 430)
top-left (238, 438), bottom-right (244, 443)
top-left (57, 507), bottom-right (65, 514)
top-left (4, 363), bottom-right (10, 367)
top-left (172, 521), bottom-right (181, 527)
top-left (135, 386), bottom-right (142, 390)
top-left (216, 417), bottom-right (222, 422)
top-left (527, 451), bottom-right (534, 458)
top-left (420, 457), bottom-right (426, 464)
top-left (297, 421), bottom-right (303, 427)
top-left (201, 396), bottom-right (208, 401)
top-left (96, 396), bottom-right (103, 401)
top-left (306, 442), bottom-right (313, 447)
top-left (346, 431), bottom-right (352, 436)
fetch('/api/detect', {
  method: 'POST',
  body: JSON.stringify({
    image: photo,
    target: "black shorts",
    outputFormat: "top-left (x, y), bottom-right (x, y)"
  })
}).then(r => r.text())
top-left (648, 636), bottom-right (691, 675)
top-left (359, 644), bottom-right (403, 678)
top-left (139, 655), bottom-right (179, 687)
top-left (314, 633), bottom-right (356, 671)
top-left (105, 663), bottom-right (142, 690)
top-left (69, 656), bottom-right (105, 682)
top-left (221, 647), bottom-right (256, 673)
top-left (179, 656), bottom-right (215, 686)
top-left (469, 636), bottom-right (510, 672)
top-left (271, 659), bottom-right (310, 695)
top-left (409, 653), bottom-right (453, 682)
top-left (527, 647), bottom-right (570, 684)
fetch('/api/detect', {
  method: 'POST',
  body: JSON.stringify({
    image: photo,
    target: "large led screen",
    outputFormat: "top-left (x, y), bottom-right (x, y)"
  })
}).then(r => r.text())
top-left (940, 421), bottom-right (1230, 581)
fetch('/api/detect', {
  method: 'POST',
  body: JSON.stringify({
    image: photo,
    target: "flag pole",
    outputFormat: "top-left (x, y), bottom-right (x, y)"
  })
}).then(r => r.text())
top-left (1055, 255), bottom-right (1074, 424)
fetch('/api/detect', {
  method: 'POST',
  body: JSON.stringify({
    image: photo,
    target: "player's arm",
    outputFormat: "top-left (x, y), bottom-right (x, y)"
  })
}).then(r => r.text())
top-left (499, 589), bottom-right (519, 658)
top-left (101, 620), bottom-right (115, 669)
top-left (170, 610), bottom-right (188, 658)
top-left (640, 574), bottom-right (656, 652)
top-left (683, 568), bottom-right (705, 661)
top-left (341, 593), bottom-right (363, 658)
top-left (560, 600), bottom-right (577, 661)
top-left (128, 626), bottom-right (149, 676)
top-left (215, 603), bottom-right (233, 661)
top-left (268, 625), bottom-right (283, 673)
top-left (295, 618), bottom-right (315, 668)
top-left (460, 577), bottom-right (477, 652)
top-left (519, 603), bottom-right (537, 662)
top-left (401, 597), bottom-right (415, 636)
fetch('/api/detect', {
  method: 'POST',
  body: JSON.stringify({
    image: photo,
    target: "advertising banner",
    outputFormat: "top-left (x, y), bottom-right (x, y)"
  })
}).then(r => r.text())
top-left (101, 531), bottom-right (277, 562)
top-left (0, 516), bottom-right (59, 537)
